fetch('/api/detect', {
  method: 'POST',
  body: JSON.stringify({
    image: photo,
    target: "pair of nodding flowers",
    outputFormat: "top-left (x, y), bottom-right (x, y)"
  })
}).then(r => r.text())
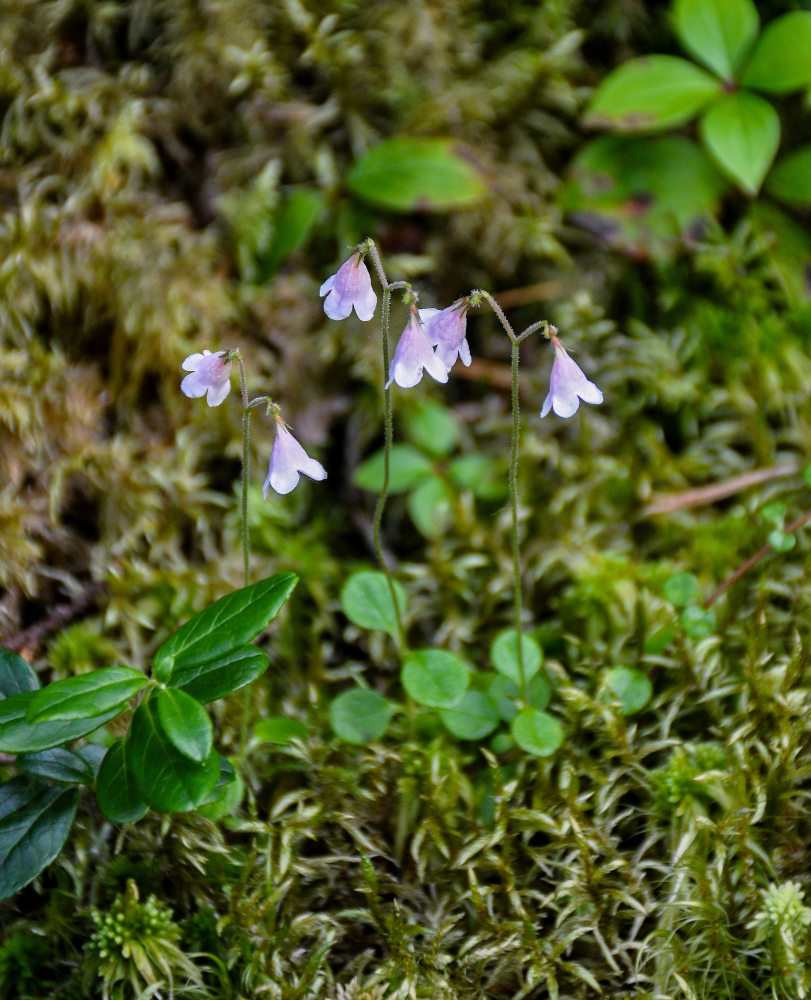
top-left (320, 250), bottom-right (603, 418)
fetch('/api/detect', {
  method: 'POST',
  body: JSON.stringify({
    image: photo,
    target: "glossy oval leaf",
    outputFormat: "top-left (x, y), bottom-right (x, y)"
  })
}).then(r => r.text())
top-left (329, 689), bottom-right (396, 744)
top-left (439, 690), bottom-right (500, 740)
top-left (765, 146), bottom-right (811, 208)
top-left (254, 717), bottom-right (308, 745)
top-left (155, 689), bottom-right (213, 763)
top-left (346, 137), bottom-right (487, 213)
top-left (0, 692), bottom-right (122, 754)
top-left (352, 445), bottom-right (433, 493)
top-left (340, 571), bottom-right (407, 639)
top-left (0, 650), bottom-right (39, 697)
top-left (584, 56), bottom-right (721, 132)
top-left (401, 649), bottom-right (470, 708)
top-left (25, 667), bottom-right (147, 724)
top-left (673, 0), bottom-right (759, 80)
top-left (0, 777), bottom-right (79, 901)
top-left (699, 91), bottom-right (779, 194)
top-left (95, 740), bottom-right (148, 824)
top-left (127, 700), bottom-right (220, 813)
top-left (197, 758), bottom-right (244, 820)
top-left (605, 666), bottom-right (653, 715)
top-left (16, 747), bottom-right (94, 784)
top-left (510, 708), bottom-right (563, 757)
top-left (490, 630), bottom-right (542, 687)
top-left (168, 645), bottom-right (269, 704)
top-left (741, 12), bottom-right (811, 94)
top-left (153, 572), bottom-right (297, 682)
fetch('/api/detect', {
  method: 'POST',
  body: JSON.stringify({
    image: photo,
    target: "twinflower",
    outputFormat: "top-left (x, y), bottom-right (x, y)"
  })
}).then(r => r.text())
top-left (540, 336), bottom-right (603, 418)
top-left (320, 252), bottom-right (377, 321)
top-left (420, 300), bottom-right (471, 373)
top-left (180, 351), bottom-right (233, 407)
top-left (386, 307), bottom-right (449, 389)
top-left (263, 418), bottom-right (327, 496)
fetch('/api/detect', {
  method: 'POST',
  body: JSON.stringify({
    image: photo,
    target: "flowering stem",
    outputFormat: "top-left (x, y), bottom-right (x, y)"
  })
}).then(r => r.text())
top-left (237, 355), bottom-right (251, 587)
top-left (509, 339), bottom-right (527, 703)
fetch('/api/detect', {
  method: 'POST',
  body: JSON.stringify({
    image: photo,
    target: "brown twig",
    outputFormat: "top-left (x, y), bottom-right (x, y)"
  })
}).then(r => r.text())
top-left (5, 580), bottom-right (107, 659)
top-left (641, 461), bottom-right (800, 516)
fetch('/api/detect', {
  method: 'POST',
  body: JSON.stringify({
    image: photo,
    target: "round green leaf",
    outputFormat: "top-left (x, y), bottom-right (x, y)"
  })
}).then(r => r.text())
top-left (401, 649), bottom-right (470, 708)
top-left (95, 740), bottom-right (148, 824)
top-left (405, 399), bottom-right (461, 458)
top-left (680, 605), bottom-right (716, 639)
top-left (448, 454), bottom-right (506, 501)
top-left (439, 690), bottom-right (500, 740)
top-left (353, 445), bottom-right (433, 493)
top-left (155, 688), bottom-right (213, 763)
top-left (673, 0), bottom-right (759, 80)
top-left (254, 717), bottom-right (308, 745)
top-left (699, 91), bottom-right (779, 194)
top-left (663, 572), bottom-right (701, 607)
top-left (340, 571), bottom-right (407, 639)
top-left (510, 708), bottom-right (563, 757)
top-left (605, 667), bottom-right (653, 715)
top-left (487, 674), bottom-right (520, 722)
top-left (346, 137), bottom-right (487, 213)
top-left (768, 528), bottom-right (796, 552)
top-left (741, 11), bottom-right (811, 94)
top-left (761, 501), bottom-right (787, 526)
top-left (584, 56), bottom-right (721, 132)
top-left (765, 146), bottom-right (811, 209)
top-left (0, 650), bottom-right (39, 698)
top-left (406, 475), bottom-right (454, 539)
top-left (329, 689), bottom-right (396, 744)
top-left (490, 630), bottom-right (542, 686)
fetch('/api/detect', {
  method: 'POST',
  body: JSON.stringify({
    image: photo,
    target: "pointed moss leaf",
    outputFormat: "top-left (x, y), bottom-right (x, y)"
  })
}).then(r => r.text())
top-left (17, 748), bottom-right (94, 784)
top-left (197, 758), bottom-right (244, 820)
top-left (673, 0), bottom-right (759, 80)
top-left (341, 571), bottom-right (407, 638)
top-left (748, 202), bottom-right (811, 306)
top-left (663, 572), bottom-right (700, 607)
top-left (511, 708), bottom-right (563, 757)
top-left (127, 700), bottom-right (220, 813)
top-left (491, 630), bottom-right (542, 686)
top-left (346, 137), bottom-right (486, 213)
top-left (0, 777), bottom-right (79, 901)
top-left (584, 56), bottom-right (721, 132)
top-left (680, 605), bottom-right (716, 639)
top-left (605, 667), bottom-right (652, 715)
top-left (407, 476), bottom-right (454, 539)
top-left (257, 188), bottom-right (324, 281)
top-left (153, 572), bottom-right (297, 682)
top-left (254, 717), bottom-right (308, 744)
top-left (765, 146), bottom-right (811, 208)
top-left (155, 689), bottom-right (213, 763)
top-left (741, 12), bottom-right (811, 93)
top-left (329, 689), bottom-right (396, 744)
top-left (25, 667), bottom-right (147, 724)
top-left (168, 645), bottom-right (269, 704)
top-left (439, 690), bottom-right (500, 740)
top-left (95, 740), bottom-right (148, 824)
top-left (0, 650), bottom-right (39, 697)
top-left (0, 692), bottom-right (122, 754)
top-left (353, 445), bottom-right (433, 493)
top-left (405, 399), bottom-right (461, 458)
top-left (699, 91), bottom-right (779, 194)
top-left (402, 649), bottom-right (470, 708)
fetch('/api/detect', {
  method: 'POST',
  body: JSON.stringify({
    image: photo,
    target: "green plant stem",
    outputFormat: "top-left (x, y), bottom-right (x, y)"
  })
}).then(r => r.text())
top-left (509, 338), bottom-right (527, 703)
top-left (237, 356), bottom-right (251, 587)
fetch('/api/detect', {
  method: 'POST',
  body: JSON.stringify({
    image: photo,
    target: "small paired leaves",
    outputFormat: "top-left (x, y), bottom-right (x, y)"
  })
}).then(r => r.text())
top-left (353, 445), bottom-right (433, 493)
top-left (439, 690), bottom-right (500, 740)
top-left (510, 708), bottom-right (563, 757)
top-left (673, 0), bottom-right (759, 80)
top-left (346, 137), bottom-right (487, 213)
top-left (741, 11), bottom-right (811, 94)
top-left (405, 399), bottom-right (461, 458)
top-left (407, 477), bottom-right (454, 538)
top-left (486, 673), bottom-right (550, 722)
top-left (401, 649), bottom-right (470, 709)
top-left (0, 776), bottom-right (79, 901)
top-left (254, 717), bottom-right (308, 745)
top-left (699, 91), bottom-right (779, 193)
top-left (680, 605), bottom-right (716, 640)
top-left (329, 689), bottom-right (396, 744)
top-left (95, 741), bottom-right (148, 824)
top-left (341, 571), bottom-right (406, 641)
top-left (490, 631), bottom-right (543, 687)
top-left (153, 572), bottom-right (297, 682)
top-left (0, 650), bottom-right (39, 697)
top-left (604, 666), bottom-right (653, 715)
top-left (25, 667), bottom-right (147, 724)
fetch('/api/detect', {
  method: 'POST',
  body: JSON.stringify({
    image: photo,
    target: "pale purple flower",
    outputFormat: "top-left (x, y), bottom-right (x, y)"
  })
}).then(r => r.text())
top-left (386, 308), bottom-right (449, 389)
top-left (263, 423), bottom-right (327, 496)
top-left (540, 337), bottom-right (603, 418)
top-left (320, 252), bottom-right (377, 321)
top-left (420, 300), bottom-right (471, 372)
top-left (180, 350), bottom-right (233, 406)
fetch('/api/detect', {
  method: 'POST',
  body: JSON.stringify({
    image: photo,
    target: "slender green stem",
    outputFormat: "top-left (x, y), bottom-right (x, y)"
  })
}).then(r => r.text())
top-left (237, 356), bottom-right (251, 587)
top-left (509, 339), bottom-right (527, 702)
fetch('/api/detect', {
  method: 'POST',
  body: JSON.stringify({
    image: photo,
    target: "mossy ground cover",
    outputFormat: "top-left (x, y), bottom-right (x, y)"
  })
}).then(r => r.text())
top-left (2, 1), bottom-right (811, 997)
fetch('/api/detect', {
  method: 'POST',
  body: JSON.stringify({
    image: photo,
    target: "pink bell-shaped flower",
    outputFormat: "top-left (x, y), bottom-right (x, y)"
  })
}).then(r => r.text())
top-left (320, 252), bottom-right (377, 321)
top-left (540, 336), bottom-right (603, 419)
top-left (386, 308), bottom-right (449, 389)
top-left (420, 301), bottom-right (471, 373)
top-left (263, 421), bottom-right (327, 496)
top-left (180, 350), bottom-right (233, 407)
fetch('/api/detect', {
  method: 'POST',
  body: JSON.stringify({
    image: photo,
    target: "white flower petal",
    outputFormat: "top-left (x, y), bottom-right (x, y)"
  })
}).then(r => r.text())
top-left (180, 371), bottom-right (208, 398)
top-left (578, 380), bottom-right (603, 405)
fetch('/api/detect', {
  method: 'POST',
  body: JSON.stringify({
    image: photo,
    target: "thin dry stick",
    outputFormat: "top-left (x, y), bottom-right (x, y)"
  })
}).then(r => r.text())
top-left (642, 461), bottom-right (800, 516)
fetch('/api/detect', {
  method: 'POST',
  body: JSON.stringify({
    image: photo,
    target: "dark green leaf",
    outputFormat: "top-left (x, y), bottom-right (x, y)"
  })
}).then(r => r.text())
top-left (254, 717), bottom-right (308, 744)
top-left (155, 689), bottom-right (213, 763)
top-left (405, 399), bottom-right (460, 458)
top-left (340, 571), bottom-right (406, 639)
top-left (604, 667), bottom-right (653, 715)
top-left (256, 188), bottom-right (324, 281)
top-left (0, 650), bottom-right (39, 698)
top-left (17, 748), bottom-right (94, 784)
top-left (401, 649), bottom-right (470, 708)
top-left (153, 573), bottom-right (297, 682)
top-left (329, 689), bottom-right (396, 744)
top-left (583, 56), bottom-right (721, 132)
top-left (673, 0), bottom-right (759, 80)
top-left (699, 91), bottom-right (779, 194)
top-left (0, 777), bottom-right (79, 901)
top-left (95, 740), bottom-right (148, 824)
top-left (765, 146), bottom-right (811, 209)
top-left (510, 708), bottom-right (563, 756)
top-left (25, 667), bottom-right (147, 724)
top-left (346, 137), bottom-right (487, 213)
top-left (439, 690), bottom-right (500, 740)
top-left (352, 445), bottom-right (433, 493)
top-left (741, 11), bottom-right (811, 93)
top-left (197, 758), bottom-right (244, 820)
top-left (127, 700), bottom-right (220, 813)
top-left (168, 645), bottom-right (269, 704)
top-left (0, 692), bottom-right (122, 754)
